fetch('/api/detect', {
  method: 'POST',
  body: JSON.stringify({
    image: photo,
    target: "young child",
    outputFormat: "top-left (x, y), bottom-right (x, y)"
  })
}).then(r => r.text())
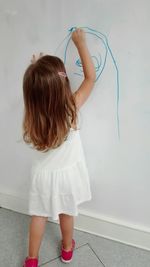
top-left (22, 28), bottom-right (96, 267)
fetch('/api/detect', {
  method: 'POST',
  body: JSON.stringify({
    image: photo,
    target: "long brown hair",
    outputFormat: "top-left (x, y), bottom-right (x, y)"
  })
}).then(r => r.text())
top-left (22, 55), bottom-right (78, 152)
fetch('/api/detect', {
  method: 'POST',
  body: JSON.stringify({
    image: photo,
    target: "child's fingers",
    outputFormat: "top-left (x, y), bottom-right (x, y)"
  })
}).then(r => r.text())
top-left (31, 53), bottom-right (43, 64)
top-left (33, 54), bottom-right (36, 60)
top-left (30, 54), bottom-right (36, 63)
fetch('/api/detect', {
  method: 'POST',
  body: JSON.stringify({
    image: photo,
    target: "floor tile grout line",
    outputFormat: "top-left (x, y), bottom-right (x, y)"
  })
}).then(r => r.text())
top-left (39, 255), bottom-right (60, 266)
top-left (87, 243), bottom-right (106, 267)
top-left (39, 243), bottom-right (89, 266)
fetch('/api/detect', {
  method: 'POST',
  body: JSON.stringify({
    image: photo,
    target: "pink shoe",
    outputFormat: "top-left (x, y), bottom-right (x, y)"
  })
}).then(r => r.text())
top-left (22, 256), bottom-right (38, 267)
top-left (61, 239), bottom-right (75, 263)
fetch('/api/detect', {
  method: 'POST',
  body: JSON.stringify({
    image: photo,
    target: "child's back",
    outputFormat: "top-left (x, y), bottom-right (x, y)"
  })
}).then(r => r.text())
top-left (29, 114), bottom-right (92, 221)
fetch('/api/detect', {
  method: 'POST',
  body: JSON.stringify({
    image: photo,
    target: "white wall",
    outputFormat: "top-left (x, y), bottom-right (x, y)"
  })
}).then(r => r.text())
top-left (0, 0), bottom-right (150, 235)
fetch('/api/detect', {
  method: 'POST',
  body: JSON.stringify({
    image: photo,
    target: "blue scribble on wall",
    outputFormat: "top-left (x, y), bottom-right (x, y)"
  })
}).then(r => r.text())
top-left (55, 26), bottom-right (120, 140)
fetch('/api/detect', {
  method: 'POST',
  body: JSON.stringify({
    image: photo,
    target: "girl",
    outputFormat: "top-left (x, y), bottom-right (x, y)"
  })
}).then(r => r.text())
top-left (22, 28), bottom-right (96, 267)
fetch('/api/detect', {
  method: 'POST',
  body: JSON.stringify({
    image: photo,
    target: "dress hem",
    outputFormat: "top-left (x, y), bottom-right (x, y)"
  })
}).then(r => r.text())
top-left (28, 196), bottom-right (92, 221)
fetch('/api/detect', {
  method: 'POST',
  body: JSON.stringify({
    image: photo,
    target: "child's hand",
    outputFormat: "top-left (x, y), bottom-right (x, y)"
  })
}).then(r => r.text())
top-left (31, 52), bottom-right (44, 64)
top-left (71, 28), bottom-right (86, 48)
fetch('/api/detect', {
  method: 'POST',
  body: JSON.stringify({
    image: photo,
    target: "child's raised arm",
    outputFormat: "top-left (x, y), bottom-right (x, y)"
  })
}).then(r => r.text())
top-left (71, 28), bottom-right (96, 110)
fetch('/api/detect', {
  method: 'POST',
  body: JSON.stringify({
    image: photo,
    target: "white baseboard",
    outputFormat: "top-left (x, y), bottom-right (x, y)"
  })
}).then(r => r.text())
top-left (0, 191), bottom-right (150, 251)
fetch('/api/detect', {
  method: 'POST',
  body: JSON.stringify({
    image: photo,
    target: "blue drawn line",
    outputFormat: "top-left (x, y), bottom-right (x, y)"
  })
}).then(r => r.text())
top-left (54, 26), bottom-right (120, 140)
top-left (75, 54), bottom-right (102, 76)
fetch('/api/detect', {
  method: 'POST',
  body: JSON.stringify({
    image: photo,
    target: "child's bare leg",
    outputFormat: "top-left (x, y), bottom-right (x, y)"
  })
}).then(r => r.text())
top-left (28, 215), bottom-right (48, 258)
top-left (59, 214), bottom-right (74, 251)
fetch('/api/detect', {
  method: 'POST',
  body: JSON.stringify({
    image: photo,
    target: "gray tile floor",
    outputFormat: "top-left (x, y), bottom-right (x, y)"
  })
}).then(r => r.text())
top-left (0, 208), bottom-right (150, 267)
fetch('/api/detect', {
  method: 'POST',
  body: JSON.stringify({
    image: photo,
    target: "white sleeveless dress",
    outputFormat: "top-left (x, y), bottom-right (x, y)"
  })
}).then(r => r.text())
top-left (28, 115), bottom-right (92, 221)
